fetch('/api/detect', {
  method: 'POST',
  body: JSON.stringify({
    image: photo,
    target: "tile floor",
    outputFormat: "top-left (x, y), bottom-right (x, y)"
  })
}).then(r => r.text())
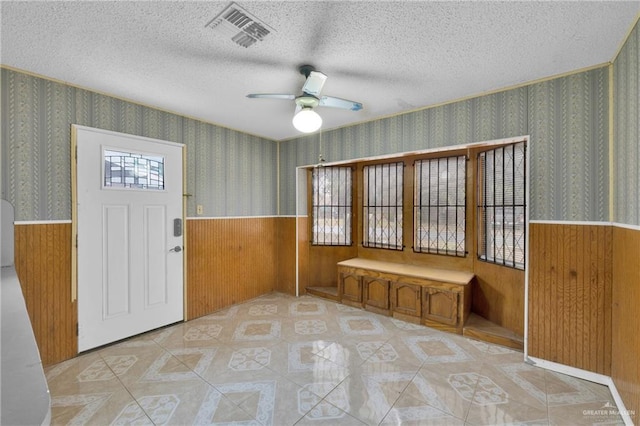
top-left (45, 292), bottom-right (626, 425)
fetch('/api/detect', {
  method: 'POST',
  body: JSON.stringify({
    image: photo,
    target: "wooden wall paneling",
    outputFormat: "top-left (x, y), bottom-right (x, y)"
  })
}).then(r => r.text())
top-left (472, 260), bottom-right (525, 336)
top-left (297, 216), bottom-right (310, 294)
top-left (307, 245), bottom-right (358, 288)
top-left (532, 226), bottom-right (544, 357)
top-left (612, 226), bottom-right (640, 416)
top-left (528, 223), bottom-right (612, 375)
top-left (548, 223), bottom-right (558, 364)
top-left (14, 223), bottom-right (76, 366)
top-left (530, 222), bottom-right (543, 360)
top-left (562, 225), bottom-right (574, 368)
top-left (186, 218), bottom-right (277, 320)
top-left (404, 158), bottom-right (414, 255)
top-left (581, 225), bottom-right (590, 370)
top-left (276, 217), bottom-right (296, 295)
top-left (528, 222), bottom-right (540, 358)
top-left (587, 225), bottom-right (597, 371)
top-left (532, 223), bottom-right (551, 363)
top-left (588, 224), bottom-right (611, 374)
top-left (603, 225), bottom-right (613, 374)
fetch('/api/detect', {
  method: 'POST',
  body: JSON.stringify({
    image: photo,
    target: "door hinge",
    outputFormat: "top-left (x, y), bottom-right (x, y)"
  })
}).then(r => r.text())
top-left (75, 146), bottom-right (78, 160)
top-left (75, 234), bottom-right (78, 248)
top-left (76, 323), bottom-right (79, 336)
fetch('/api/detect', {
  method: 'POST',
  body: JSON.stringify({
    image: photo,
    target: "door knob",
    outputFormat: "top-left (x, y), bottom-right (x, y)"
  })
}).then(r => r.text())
top-left (169, 246), bottom-right (182, 252)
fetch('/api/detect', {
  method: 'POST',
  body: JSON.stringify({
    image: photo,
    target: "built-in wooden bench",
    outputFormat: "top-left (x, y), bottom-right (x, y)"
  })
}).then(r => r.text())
top-left (337, 258), bottom-right (475, 334)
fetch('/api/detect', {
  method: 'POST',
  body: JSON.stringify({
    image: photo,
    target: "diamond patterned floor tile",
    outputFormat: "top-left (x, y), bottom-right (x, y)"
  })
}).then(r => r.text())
top-left (44, 292), bottom-right (627, 425)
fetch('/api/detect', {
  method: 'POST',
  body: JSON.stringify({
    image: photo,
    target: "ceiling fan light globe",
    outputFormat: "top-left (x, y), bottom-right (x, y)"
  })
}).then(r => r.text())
top-left (292, 108), bottom-right (322, 133)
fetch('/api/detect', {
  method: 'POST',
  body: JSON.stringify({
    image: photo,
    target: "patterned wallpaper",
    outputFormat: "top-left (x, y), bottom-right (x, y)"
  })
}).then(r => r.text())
top-left (280, 68), bottom-right (610, 222)
top-left (0, 68), bottom-right (278, 221)
top-left (614, 19), bottom-right (640, 226)
top-left (528, 68), bottom-right (609, 222)
top-left (0, 58), bottom-right (619, 223)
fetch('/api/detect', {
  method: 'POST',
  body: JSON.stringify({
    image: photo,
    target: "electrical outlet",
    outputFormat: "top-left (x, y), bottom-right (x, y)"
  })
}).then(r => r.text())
top-left (196, 205), bottom-right (203, 215)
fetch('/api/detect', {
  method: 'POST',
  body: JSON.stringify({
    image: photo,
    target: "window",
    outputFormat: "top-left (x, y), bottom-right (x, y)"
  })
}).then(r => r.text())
top-left (477, 142), bottom-right (526, 269)
top-left (363, 162), bottom-right (403, 250)
top-left (104, 149), bottom-right (164, 190)
top-left (414, 155), bottom-right (466, 256)
top-left (311, 167), bottom-right (352, 245)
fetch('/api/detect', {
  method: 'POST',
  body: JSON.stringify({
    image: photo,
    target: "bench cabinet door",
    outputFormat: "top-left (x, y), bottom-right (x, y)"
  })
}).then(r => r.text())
top-left (391, 282), bottom-right (422, 317)
top-left (423, 287), bottom-right (459, 326)
top-left (363, 277), bottom-right (390, 310)
top-left (340, 273), bottom-right (362, 303)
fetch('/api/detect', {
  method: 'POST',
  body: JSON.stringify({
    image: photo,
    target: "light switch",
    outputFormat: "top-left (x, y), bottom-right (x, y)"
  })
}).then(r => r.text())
top-left (196, 205), bottom-right (203, 215)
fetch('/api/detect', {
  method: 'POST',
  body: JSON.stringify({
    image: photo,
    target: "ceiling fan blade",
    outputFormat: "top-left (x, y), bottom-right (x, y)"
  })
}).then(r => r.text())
top-left (247, 94), bottom-right (296, 100)
top-left (301, 71), bottom-right (327, 97)
top-left (319, 96), bottom-right (363, 111)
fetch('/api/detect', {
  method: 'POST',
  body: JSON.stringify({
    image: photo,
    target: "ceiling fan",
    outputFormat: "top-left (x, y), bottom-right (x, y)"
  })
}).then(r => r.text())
top-left (247, 65), bottom-right (363, 133)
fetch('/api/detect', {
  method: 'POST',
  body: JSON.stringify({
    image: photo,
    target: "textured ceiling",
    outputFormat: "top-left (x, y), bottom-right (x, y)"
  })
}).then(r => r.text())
top-left (1, 1), bottom-right (639, 141)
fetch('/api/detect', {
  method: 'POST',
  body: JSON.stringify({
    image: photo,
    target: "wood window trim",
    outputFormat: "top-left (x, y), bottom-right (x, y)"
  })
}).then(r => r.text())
top-left (304, 137), bottom-right (527, 273)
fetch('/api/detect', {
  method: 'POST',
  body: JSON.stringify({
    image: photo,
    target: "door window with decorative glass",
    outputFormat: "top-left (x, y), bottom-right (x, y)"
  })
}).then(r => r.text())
top-left (103, 149), bottom-right (164, 190)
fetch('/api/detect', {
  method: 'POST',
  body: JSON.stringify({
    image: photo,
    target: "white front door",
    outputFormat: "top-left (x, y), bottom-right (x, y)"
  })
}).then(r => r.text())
top-left (75, 125), bottom-right (184, 352)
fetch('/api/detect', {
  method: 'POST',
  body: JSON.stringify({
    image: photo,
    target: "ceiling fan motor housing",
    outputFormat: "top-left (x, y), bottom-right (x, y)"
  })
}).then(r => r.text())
top-left (295, 95), bottom-right (320, 108)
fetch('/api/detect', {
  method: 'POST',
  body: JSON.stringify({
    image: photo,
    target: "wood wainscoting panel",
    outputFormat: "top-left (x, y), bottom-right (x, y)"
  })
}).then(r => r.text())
top-left (612, 225), bottom-right (640, 417)
top-left (472, 259), bottom-right (525, 336)
top-left (528, 223), bottom-right (612, 375)
top-left (296, 216), bottom-right (310, 294)
top-left (307, 244), bottom-right (358, 290)
top-left (14, 223), bottom-right (76, 366)
top-left (186, 218), bottom-right (278, 320)
top-left (276, 217), bottom-right (296, 295)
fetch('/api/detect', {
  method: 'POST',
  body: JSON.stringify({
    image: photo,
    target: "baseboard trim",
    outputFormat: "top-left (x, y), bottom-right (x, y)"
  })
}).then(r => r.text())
top-left (526, 356), bottom-right (634, 425)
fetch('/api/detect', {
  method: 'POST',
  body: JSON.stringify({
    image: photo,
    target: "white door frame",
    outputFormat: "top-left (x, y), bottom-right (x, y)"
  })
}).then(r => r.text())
top-left (70, 124), bottom-right (187, 351)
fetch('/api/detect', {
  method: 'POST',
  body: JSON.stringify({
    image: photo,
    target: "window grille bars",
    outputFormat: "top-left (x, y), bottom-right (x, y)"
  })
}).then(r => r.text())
top-left (362, 162), bottom-right (404, 250)
top-left (311, 167), bottom-right (352, 246)
top-left (477, 142), bottom-right (526, 269)
top-left (414, 155), bottom-right (466, 256)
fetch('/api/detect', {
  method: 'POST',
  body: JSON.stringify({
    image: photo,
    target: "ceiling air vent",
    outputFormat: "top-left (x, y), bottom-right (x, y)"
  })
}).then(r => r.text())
top-left (206, 2), bottom-right (274, 48)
